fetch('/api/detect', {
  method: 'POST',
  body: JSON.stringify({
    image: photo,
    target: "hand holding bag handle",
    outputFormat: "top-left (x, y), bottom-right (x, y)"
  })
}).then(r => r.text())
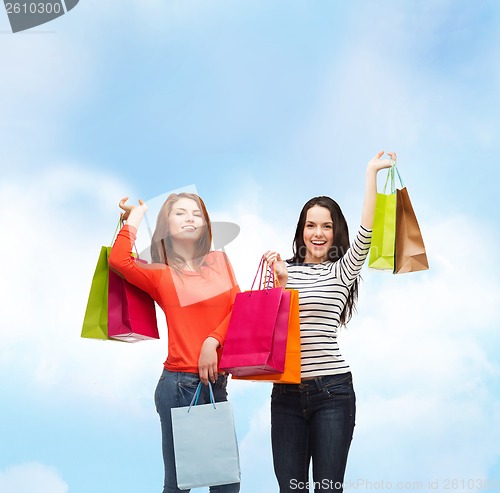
top-left (219, 256), bottom-right (288, 375)
top-left (187, 381), bottom-right (216, 411)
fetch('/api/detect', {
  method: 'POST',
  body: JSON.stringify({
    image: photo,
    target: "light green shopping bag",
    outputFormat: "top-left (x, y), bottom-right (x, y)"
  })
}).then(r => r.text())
top-left (81, 246), bottom-right (112, 340)
top-left (368, 165), bottom-right (397, 271)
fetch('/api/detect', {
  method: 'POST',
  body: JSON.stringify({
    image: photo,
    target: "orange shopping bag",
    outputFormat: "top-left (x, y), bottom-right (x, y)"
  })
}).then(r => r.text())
top-left (232, 288), bottom-right (301, 384)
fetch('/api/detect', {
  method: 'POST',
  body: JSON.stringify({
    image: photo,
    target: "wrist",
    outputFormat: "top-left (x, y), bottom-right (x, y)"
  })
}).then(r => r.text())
top-left (203, 336), bottom-right (220, 349)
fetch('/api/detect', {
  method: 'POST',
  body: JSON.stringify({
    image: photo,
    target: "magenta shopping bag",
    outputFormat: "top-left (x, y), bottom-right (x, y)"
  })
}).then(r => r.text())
top-left (107, 263), bottom-right (159, 343)
top-left (219, 258), bottom-right (290, 376)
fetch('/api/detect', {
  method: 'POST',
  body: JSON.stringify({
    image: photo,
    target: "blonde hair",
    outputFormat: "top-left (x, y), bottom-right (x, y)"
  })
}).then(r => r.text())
top-left (150, 193), bottom-right (212, 272)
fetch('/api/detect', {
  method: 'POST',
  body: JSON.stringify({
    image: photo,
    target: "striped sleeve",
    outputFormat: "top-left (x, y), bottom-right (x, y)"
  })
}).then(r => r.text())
top-left (336, 225), bottom-right (372, 286)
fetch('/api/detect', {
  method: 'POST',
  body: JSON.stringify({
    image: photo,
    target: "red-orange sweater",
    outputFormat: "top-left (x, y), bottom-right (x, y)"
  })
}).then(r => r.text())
top-left (108, 225), bottom-right (240, 373)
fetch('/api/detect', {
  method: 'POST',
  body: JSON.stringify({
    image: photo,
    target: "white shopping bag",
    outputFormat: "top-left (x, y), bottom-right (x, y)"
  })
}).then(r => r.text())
top-left (171, 382), bottom-right (241, 489)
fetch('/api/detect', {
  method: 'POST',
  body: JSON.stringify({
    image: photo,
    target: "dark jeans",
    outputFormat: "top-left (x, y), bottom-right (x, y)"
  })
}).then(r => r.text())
top-left (271, 372), bottom-right (356, 493)
top-left (154, 370), bottom-right (240, 493)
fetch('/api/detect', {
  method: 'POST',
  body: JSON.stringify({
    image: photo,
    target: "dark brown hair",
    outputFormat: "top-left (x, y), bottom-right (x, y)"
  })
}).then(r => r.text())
top-left (289, 196), bottom-right (359, 326)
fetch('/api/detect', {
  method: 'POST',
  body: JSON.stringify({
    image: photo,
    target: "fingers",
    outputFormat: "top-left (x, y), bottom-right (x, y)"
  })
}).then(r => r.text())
top-left (380, 151), bottom-right (397, 161)
top-left (370, 150), bottom-right (397, 170)
top-left (199, 365), bottom-right (217, 385)
top-left (198, 341), bottom-right (219, 385)
top-left (118, 197), bottom-right (147, 216)
top-left (263, 251), bottom-right (281, 264)
top-left (199, 367), bottom-right (209, 386)
top-left (208, 365), bottom-right (218, 384)
top-left (118, 196), bottom-right (129, 210)
top-left (373, 151), bottom-right (397, 161)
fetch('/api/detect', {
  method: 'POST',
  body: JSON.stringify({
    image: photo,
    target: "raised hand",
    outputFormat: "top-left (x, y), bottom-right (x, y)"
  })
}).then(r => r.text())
top-left (119, 197), bottom-right (147, 221)
top-left (118, 197), bottom-right (148, 229)
top-left (361, 150), bottom-right (398, 229)
top-left (262, 251), bottom-right (288, 287)
top-left (367, 150), bottom-right (397, 174)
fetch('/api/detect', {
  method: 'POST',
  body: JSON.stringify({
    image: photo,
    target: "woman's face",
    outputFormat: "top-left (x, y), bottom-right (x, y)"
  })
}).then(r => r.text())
top-left (303, 205), bottom-right (334, 263)
top-left (167, 197), bottom-right (205, 243)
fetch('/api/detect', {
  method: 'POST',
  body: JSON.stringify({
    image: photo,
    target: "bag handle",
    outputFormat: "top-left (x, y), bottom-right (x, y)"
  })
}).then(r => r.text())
top-left (261, 259), bottom-right (277, 290)
top-left (250, 256), bottom-right (263, 290)
top-left (250, 256), bottom-right (265, 291)
top-left (249, 256), bottom-right (277, 292)
top-left (187, 382), bottom-right (216, 411)
top-left (112, 217), bottom-right (140, 259)
top-left (264, 261), bottom-right (279, 289)
top-left (391, 158), bottom-right (405, 188)
top-left (110, 218), bottom-right (122, 245)
top-left (382, 165), bottom-right (395, 194)
top-left (382, 159), bottom-right (405, 194)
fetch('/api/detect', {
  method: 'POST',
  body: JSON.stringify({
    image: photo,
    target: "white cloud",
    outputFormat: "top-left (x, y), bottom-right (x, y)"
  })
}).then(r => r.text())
top-left (0, 463), bottom-right (68, 493)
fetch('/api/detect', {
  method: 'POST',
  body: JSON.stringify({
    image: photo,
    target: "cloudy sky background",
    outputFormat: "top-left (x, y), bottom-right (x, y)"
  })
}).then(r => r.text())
top-left (1, 1), bottom-right (500, 492)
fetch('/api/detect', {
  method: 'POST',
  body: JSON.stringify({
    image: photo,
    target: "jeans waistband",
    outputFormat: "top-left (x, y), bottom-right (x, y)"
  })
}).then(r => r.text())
top-left (275, 372), bottom-right (352, 391)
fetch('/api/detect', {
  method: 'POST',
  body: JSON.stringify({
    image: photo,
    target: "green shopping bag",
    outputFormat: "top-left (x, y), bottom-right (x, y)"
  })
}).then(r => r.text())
top-left (81, 246), bottom-right (112, 340)
top-left (81, 220), bottom-right (122, 340)
top-left (368, 165), bottom-right (397, 271)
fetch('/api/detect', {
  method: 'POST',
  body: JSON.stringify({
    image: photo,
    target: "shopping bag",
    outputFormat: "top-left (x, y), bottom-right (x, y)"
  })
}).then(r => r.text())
top-left (107, 263), bottom-right (159, 342)
top-left (395, 187), bottom-right (429, 274)
top-left (368, 166), bottom-right (397, 271)
top-left (233, 288), bottom-right (301, 383)
top-left (81, 246), bottom-right (112, 340)
top-left (219, 258), bottom-right (289, 376)
top-left (171, 382), bottom-right (240, 489)
top-left (81, 220), bottom-right (159, 342)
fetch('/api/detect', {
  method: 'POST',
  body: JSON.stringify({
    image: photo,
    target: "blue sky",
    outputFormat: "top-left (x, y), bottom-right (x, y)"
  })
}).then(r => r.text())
top-left (1, 1), bottom-right (500, 492)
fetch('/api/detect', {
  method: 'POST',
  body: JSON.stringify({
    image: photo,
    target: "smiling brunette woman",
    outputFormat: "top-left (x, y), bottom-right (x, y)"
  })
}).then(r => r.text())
top-left (263, 151), bottom-right (397, 493)
top-left (108, 192), bottom-right (240, 493)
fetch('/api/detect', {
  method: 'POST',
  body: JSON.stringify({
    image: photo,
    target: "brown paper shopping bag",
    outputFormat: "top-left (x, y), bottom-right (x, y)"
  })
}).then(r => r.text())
top-left (395, 187), bottom-right (429, 274)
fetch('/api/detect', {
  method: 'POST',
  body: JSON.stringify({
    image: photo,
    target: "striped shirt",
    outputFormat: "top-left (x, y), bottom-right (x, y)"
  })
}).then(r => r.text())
top-left (286, 225), bottom-right (372, 379)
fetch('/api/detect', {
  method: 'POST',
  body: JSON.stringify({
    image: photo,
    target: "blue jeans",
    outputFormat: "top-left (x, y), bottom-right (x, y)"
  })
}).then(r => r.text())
top-left (271, 372), bottom-right (356, 492)
top-left (154, 370), bottom-right (241, 493)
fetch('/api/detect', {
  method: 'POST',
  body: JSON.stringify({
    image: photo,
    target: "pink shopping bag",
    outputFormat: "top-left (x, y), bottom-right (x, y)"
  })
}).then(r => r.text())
top-left (219, 258), bottom-right (289, 376)
top-left (107, 261), bottom-right (159, 342)
top-left (232, 288), bottom-right (301, 383)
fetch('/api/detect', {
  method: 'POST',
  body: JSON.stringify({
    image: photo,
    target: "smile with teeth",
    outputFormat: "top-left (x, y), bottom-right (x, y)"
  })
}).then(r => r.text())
top-left (182, 225), bottom-right (196, 231)
top-left (311, 240), bottom-right (326, 246)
